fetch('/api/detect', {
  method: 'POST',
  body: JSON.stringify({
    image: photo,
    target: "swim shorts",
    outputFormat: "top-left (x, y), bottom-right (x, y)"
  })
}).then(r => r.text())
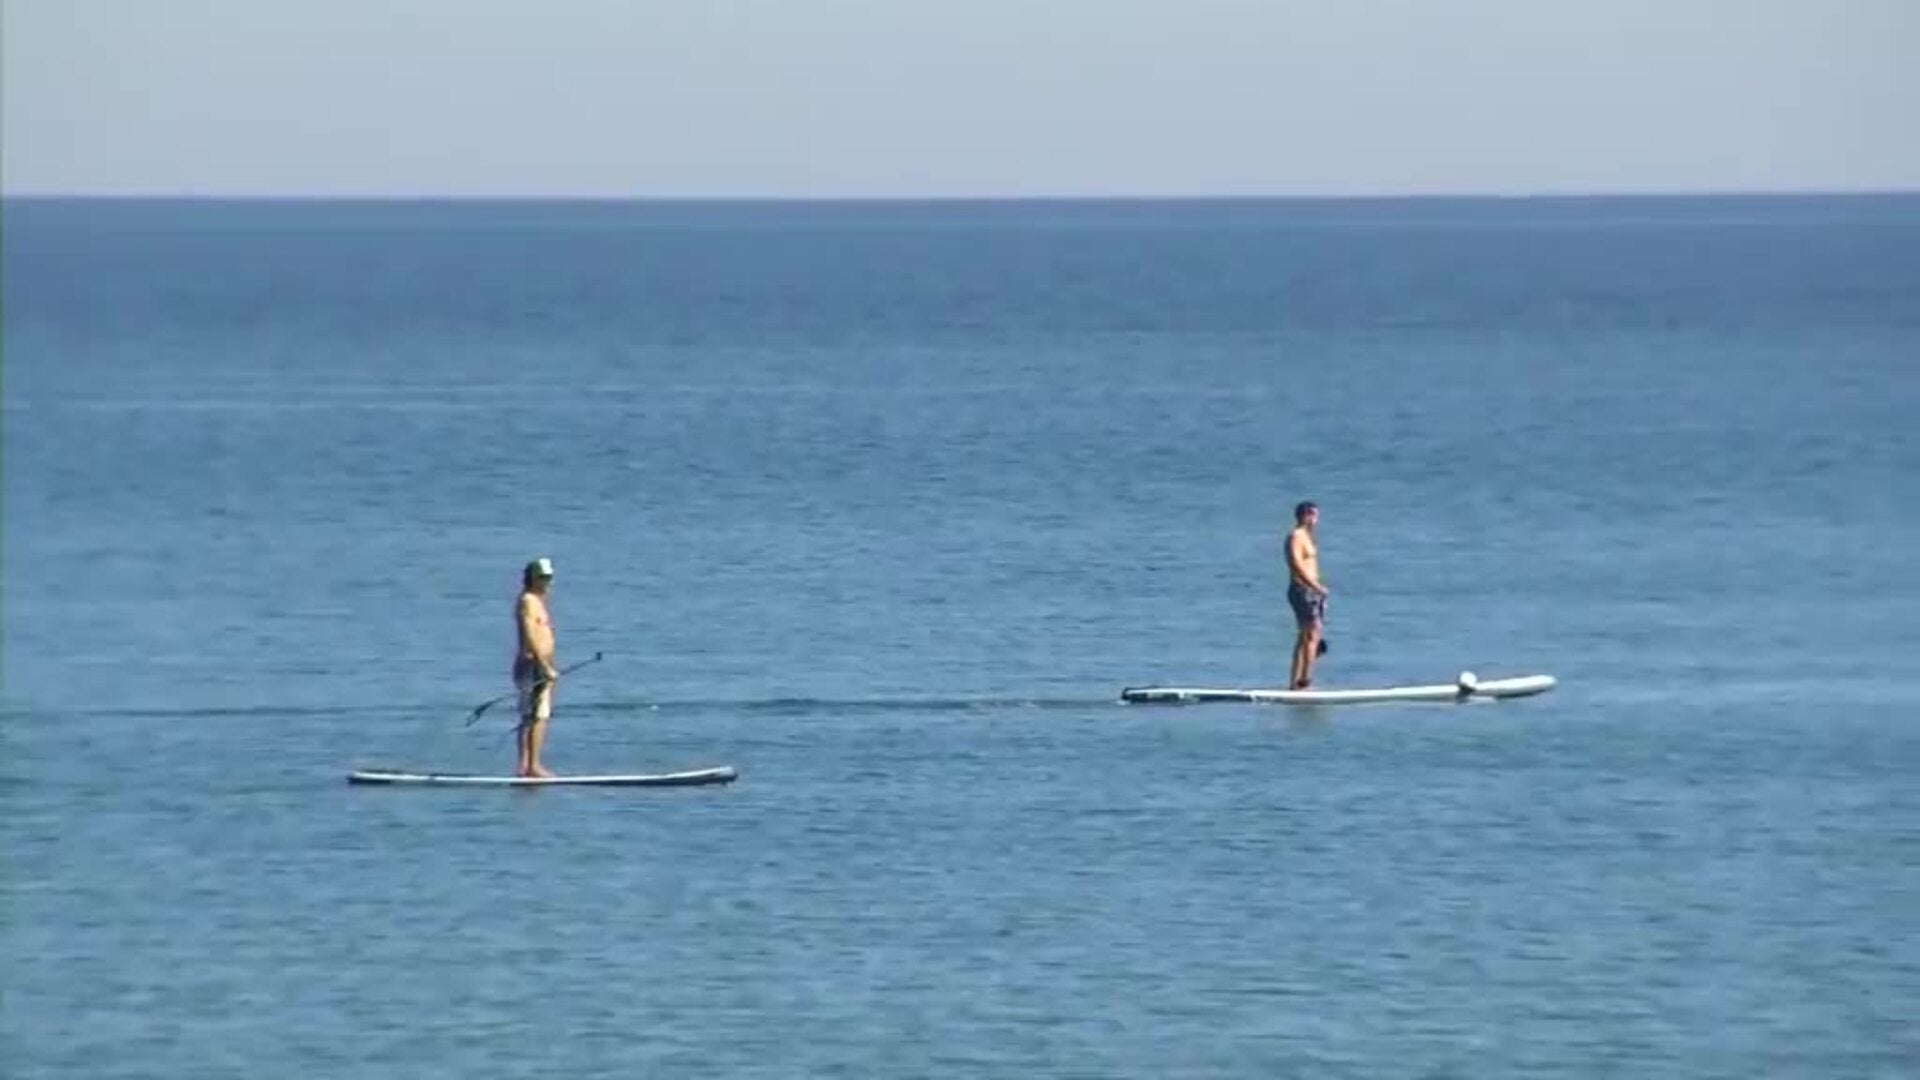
top-left (1287, 582), bottom-right (1326, 629)
top-left (514, 662), bottom-right (554, 721)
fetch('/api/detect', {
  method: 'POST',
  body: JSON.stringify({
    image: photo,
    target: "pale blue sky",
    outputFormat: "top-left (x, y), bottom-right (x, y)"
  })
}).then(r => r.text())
top-left (5, 0), bottom-right (1916, 197)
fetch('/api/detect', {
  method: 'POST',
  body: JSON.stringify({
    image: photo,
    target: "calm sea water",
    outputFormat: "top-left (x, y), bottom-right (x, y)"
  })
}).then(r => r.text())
top-left (5, 196), bottom-right (1918, 1078)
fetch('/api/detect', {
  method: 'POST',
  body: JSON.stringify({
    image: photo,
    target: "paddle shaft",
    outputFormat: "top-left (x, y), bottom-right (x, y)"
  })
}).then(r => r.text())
top-left (1317, 594), bottom-right (1330, 656)
top-left (464, 651), bottom-right (604, 726)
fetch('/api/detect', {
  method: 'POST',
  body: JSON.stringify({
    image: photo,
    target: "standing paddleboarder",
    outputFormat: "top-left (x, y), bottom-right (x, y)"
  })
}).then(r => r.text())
top-left (514, 557), bottom-right (560, 778)
top-left (1286, 502), bottom-right (1329, 689)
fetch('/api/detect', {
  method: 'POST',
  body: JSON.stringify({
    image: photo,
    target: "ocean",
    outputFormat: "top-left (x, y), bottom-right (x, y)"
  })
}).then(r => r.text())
top-left (5, 195), bottom-right (1917, 1077)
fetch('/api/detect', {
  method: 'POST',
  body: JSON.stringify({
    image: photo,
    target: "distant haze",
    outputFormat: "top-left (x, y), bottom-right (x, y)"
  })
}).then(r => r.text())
top-left (5, 0), bottom-right (1917, 198)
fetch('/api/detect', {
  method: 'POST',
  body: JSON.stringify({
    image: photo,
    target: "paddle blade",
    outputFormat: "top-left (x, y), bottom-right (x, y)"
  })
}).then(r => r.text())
top-left (463, 697), bottom-right (504, 727)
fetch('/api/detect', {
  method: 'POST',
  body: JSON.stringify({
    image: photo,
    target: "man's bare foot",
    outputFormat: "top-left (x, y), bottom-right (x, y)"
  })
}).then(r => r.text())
top-left (529, 765), bottom-right (557, 779)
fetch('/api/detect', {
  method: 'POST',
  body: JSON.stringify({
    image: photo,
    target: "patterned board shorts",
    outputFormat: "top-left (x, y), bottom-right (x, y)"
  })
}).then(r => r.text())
top-left (515, 665), bottom-right (554, 720)
top-left (1287, 583), bottom-right (1326, 629)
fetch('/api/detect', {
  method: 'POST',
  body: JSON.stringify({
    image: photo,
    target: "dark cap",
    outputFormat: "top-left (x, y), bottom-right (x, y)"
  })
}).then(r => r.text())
top-left (1294, 501), bottom-right (1318, 521)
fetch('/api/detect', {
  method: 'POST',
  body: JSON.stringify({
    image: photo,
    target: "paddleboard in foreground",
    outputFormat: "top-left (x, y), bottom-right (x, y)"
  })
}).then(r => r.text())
top-left (1119, 672), bottom-right (1555, 706)
top-left (347, 765), bottom-right (738, 787)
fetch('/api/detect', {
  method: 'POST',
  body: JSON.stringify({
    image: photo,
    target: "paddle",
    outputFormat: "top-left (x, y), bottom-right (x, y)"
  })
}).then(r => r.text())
top-left (1317, 594), bottom-right (1330, 656)
top-left (463, 651), bottom-right (605, 727)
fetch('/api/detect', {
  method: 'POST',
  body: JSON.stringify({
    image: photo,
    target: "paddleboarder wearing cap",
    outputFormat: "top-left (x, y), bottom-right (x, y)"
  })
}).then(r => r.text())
top-left (1286, 502), bottom-right (1329, 689)
top-left (514, 557), bottom-right (559, 778)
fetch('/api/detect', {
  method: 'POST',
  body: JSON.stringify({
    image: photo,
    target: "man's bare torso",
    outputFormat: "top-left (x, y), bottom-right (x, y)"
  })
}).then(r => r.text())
top-left (1288, 526), bottom-right (1320, 590)
top-left (516, 591), bottom-right (554, 672)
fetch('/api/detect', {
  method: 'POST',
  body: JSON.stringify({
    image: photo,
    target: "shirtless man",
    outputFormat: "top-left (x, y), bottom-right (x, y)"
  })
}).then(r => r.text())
top-left (1285, 502), bottom-right (1329, 690)
top-left (514, 557), bottom-right (559, 778)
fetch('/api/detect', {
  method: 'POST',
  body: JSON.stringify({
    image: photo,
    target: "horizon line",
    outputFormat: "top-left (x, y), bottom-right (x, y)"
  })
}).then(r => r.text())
top-left (5, 185), bottom-right (1919, 206)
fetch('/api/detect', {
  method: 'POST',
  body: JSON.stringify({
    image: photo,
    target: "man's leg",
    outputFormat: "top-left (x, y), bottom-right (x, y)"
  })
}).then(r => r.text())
top-left (523, 684), bottom-right (555, 778)
top-left (1288, 587), bottom-right (1318, 689)
top-left (514, 678), bottom-right (535, 776)
top-left (1298, 621), bottom-right (1322, 688)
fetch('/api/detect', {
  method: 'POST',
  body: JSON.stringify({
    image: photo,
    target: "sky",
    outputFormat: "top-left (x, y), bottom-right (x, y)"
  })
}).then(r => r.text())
top-left (4, 0), bottom-right (1916, 198)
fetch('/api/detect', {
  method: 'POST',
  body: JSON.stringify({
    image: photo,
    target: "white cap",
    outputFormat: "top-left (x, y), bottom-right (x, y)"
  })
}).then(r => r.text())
top-left (525, 557), bottom-right (555, 579)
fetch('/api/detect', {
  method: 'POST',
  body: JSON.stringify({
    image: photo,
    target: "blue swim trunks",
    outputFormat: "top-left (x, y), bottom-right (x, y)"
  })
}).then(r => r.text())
top-left (1287, 582), bottom-right (1325, 629)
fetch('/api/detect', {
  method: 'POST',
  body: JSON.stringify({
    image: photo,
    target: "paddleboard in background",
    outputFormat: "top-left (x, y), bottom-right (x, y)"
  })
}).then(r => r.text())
top-left (347, 766), bottom-right (738, 787)
top-left (1119, 673), bottom-right (1556, 706)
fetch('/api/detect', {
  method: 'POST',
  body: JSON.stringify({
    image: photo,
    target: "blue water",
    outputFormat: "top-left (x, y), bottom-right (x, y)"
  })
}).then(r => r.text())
top-left (6, 196), bottom-right (1918, 1077)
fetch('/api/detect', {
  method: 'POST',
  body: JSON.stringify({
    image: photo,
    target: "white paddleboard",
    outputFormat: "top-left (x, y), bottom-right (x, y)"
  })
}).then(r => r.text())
top-left (347, 766), bottom-right (738, 787)
top-left (1119, 674), bottom-right (1556, 706)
